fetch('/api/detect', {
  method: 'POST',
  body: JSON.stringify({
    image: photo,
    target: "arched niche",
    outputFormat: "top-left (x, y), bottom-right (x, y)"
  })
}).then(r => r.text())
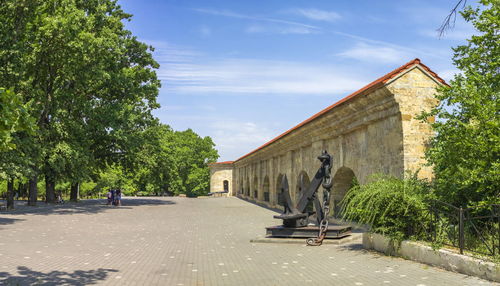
top-left (253, 176), bottom-right (258, 199)
top-left (276, 174), bottom-right (284, 206)
top-left (245, 177), bottom-right (250, 196)
top-left (263, 176), bottom-right (270, 202)
top-left (331, 167), bottom-right (357, 218)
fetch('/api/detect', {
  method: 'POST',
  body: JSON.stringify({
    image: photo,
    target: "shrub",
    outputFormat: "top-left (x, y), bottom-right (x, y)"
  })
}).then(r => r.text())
top-left (340, 173), bottom-right (432, 242)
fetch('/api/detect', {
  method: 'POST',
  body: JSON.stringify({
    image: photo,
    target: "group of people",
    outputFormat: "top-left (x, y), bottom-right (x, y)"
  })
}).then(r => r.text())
top-left (106, 189), bottom-right (122, 206)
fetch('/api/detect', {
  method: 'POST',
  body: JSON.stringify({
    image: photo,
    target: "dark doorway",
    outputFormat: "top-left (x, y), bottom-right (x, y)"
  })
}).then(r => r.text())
top-left (331, 167), bottom-right (356, 218)
top-left (223, 180), bottom-right (229, 192)
top-left (263, 176), bottom-right (270, 202)
top-left (276, 174), bottom-right (284, 206)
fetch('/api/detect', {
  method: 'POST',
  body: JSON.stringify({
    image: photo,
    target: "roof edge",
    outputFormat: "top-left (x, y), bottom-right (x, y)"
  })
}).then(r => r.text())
top-left (233, 58), bottom-right (446, 163)
top-left (209, 161), bottom-right (234, 166)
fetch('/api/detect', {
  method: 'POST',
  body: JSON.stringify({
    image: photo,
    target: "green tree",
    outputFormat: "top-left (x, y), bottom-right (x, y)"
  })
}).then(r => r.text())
top-left (124, 125), bottom-right (218, 197)
top-left (0, 0), bottom-right (160, 203)
top-left (422, 0), bottom-right (499, 206)
top-left (0, 88), bottom-right (35, 151)
top-left (128, 124), bottom-right (180, 196)
top-left (171, 129), bottom-right (219, 197)
top-left (0, 88), bottom-right (37, 208)
top-left (0, 134), bottom-right (40, 208)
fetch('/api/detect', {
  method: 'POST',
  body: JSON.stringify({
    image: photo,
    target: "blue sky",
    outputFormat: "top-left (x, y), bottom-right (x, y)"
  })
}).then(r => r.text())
top-left (120, 0), bottom-right (477, 161)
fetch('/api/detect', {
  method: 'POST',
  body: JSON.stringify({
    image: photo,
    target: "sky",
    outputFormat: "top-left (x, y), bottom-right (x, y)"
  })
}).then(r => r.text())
top-left (119, 0), bottom-right (477, 162)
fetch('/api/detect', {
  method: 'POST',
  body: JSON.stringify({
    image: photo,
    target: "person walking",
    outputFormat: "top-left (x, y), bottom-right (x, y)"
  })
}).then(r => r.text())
top-left (106, 190), bottom-right (113, 205)
top-left (57, 192), bottom-right (64, 204)
top-left (115, 189), bottom-right (122, 206)
top-left (111, 189), bottom-right (117, 206)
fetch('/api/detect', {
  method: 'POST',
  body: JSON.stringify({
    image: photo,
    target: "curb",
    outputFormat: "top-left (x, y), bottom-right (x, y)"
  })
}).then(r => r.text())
top-left (363, 232), bottom-right (499, 282)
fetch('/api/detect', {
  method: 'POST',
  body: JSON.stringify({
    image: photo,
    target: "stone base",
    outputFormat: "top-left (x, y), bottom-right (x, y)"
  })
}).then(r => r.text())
top-left (251, 233), bottom-right (361, 245)
top-left (265, 225), bottom-right (351, 239)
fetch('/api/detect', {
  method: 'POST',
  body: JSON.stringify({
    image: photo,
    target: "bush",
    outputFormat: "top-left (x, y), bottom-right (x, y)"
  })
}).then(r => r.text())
top-left (340, 173), bottom-right (432, 242)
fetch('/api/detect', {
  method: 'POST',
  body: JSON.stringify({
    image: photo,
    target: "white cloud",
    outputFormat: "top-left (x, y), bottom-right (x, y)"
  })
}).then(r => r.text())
top-left (245, 24), bottom-right (317, 34)
top-left (289, 8), bottom-right (341, 22)
top-left (151, 113), bottom-right (275, 161)
top-left (331, 31), bottom-right (440, 59)
top-left (156, 104), bottom-right (215, 112)
top-left (195, 8), bottom-right (440, 59)
top-left (337, 42), bottom-right (411, 63)
top-left (153, 43), bottom-right (367, 95)
top-left (210, 120), bottom-right (275, 161)
top-left (144, 40), bottom-right (203, 62)
top-left (194, 8), bottom-right (319, 30)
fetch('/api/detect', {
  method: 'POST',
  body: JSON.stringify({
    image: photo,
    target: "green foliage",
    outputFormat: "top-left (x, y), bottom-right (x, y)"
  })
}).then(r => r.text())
top-left (79, 181), bottom-right (97, 198)
top-left (171, 129), bottom-right (218, 196)
top-left (0, 88), bottom-right (35, 151)
top-left (93, 165), bottom-right (136, 196)
top-left (341, 174), bottom-right (432, 241)
top-left (128, 124), bottom-right (219, 197)
top-left (185, 166), bottom-right (211, 197)
top-left (420, 0), bottom-right (499, 207)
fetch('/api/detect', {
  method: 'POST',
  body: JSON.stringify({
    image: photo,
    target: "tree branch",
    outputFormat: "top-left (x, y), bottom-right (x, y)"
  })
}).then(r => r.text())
top-left (437, 0), bottom-right (468, 38)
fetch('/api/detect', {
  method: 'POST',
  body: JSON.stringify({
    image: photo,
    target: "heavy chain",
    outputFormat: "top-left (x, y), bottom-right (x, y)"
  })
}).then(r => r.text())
top-left (306, 159), bottom-right (332, 246)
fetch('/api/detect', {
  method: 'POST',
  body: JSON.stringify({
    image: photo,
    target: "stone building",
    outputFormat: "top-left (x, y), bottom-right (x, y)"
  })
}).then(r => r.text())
top-left (209, 59), bottom-right (446, 209)
top-left (208, 161), bottom-right (234, 196)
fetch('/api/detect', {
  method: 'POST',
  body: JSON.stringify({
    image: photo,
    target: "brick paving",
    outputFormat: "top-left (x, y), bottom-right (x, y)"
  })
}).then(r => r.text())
top-left (0, 197), bottom-right (496, 285)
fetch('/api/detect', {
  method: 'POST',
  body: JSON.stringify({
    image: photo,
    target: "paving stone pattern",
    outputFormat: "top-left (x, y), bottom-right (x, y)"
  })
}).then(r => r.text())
top-left (0, 197), bottom-right (496, 285)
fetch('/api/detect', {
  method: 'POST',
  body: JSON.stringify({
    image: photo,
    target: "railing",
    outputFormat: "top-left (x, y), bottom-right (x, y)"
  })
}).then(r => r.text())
top-left (419, 200), bottom-right (499, 257)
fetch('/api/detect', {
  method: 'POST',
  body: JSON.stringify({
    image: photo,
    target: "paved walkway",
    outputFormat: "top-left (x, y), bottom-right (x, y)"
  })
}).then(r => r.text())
top-left (0, 197), bottom-right (496, 285)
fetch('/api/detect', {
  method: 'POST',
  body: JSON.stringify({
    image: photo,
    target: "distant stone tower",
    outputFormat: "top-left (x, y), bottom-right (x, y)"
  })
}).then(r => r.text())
top-left (208, 161), bottom-right (234, 196)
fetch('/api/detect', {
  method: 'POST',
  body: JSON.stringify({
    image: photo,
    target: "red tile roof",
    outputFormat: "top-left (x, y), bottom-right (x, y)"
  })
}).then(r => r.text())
top-left (209, 161), bottom-right (234, 165)
top-left (226, 59), bottom-right (446, 164)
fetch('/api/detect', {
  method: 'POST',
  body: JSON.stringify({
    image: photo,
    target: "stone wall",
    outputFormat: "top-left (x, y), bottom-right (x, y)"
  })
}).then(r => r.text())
top-left (209, 60), bottom-right (444, 210)
top-left (387, 68), bottom-right (440, 179)
top-left (208, 163), bottom-right (234, 196)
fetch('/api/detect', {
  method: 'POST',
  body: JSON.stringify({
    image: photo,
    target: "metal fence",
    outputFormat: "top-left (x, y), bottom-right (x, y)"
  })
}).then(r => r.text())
top-left (421, 200), bottom-right (499, 256)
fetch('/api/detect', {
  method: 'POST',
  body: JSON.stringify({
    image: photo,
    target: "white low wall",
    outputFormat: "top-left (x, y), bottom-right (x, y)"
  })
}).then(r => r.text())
top-left (363, 233), bottom-right (499, 282)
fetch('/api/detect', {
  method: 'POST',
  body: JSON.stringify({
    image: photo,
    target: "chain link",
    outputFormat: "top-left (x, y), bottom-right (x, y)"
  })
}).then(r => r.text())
top-left (307, 160), bottom-right (332, 246)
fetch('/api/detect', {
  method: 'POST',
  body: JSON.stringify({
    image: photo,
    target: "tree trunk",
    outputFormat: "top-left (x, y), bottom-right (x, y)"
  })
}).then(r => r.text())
top-left (28, 176), bottom-right (38, 206)
top-left (18, 182), bottom-right (28, 200)
top-left (70, 182), bottom-right (79, 202)
top-left (45, 174), bottom-right (56, 203)
top-left (6, 179), bottom-right (14, 210)
top-left (24, 182), bottom-right (29, 199)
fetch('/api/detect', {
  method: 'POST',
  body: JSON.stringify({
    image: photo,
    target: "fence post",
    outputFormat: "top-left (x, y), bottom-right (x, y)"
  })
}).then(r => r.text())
top-left (459, 207), bottom-right (464, 255)
top-left (432, 200), bottom-right (436, 242)
top-left (497, 205), bottom-right (499, 256)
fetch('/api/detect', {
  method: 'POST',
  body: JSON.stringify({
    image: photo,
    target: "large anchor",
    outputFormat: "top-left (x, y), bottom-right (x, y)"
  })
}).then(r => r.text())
top-left (273, 150), bottom-right (334, 246)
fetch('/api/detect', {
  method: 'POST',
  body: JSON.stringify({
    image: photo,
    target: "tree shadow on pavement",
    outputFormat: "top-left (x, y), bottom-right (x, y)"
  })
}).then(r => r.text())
top-left (0, 266), bottom-right (118, 286)
top-left (0, 198), bottom-right (176, 217)
top-left (120, 198), bottom-right (177, 206)
top-left (0, 217), bottom-right (24, 225)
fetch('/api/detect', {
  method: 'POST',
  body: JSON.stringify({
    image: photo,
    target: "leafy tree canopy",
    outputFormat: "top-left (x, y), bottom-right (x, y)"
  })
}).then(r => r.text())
top-left (0, 88), bottom-right (35, 151)
top-left (422, 0), bottom-right (499, 206)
